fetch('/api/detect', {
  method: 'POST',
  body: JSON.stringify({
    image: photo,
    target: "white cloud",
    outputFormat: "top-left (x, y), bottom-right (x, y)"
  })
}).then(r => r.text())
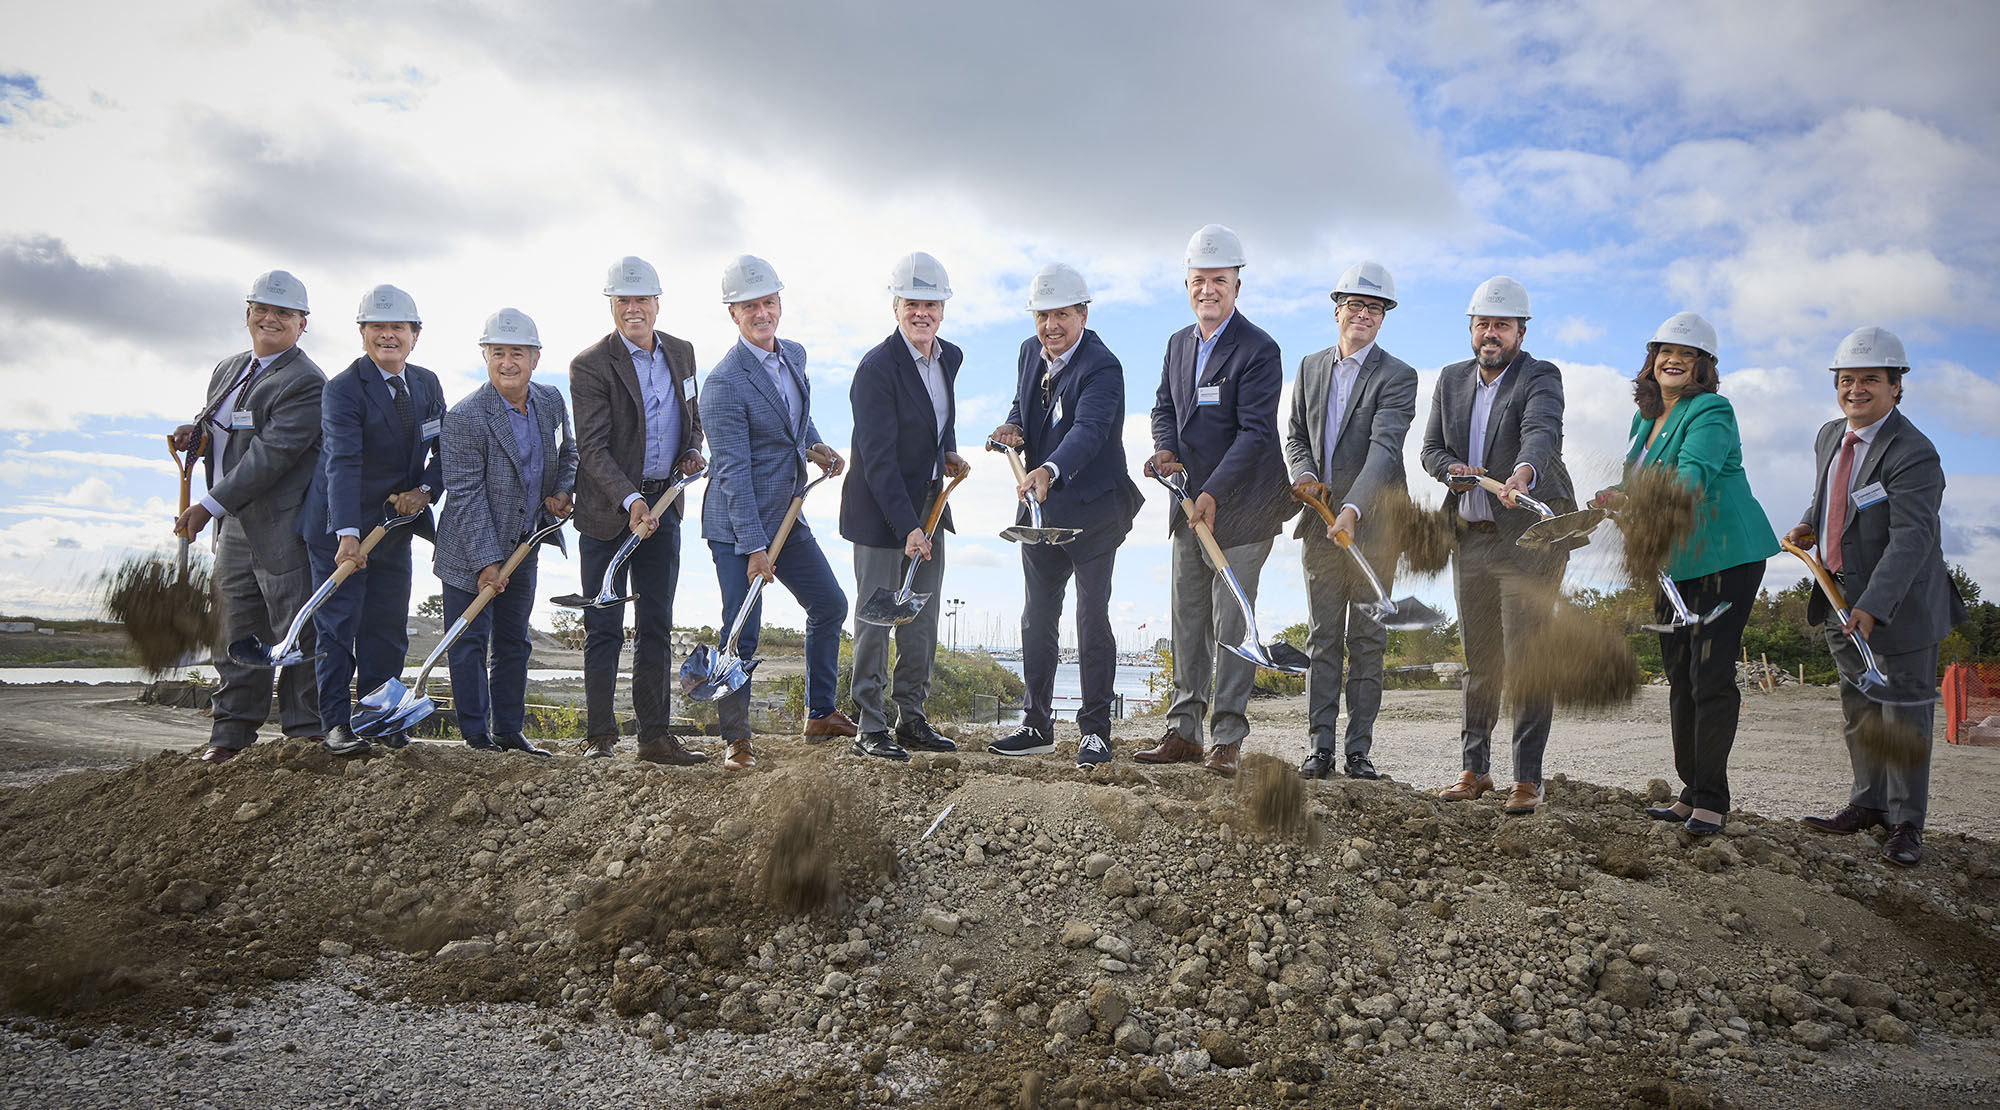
top-left (1552, 316), bottom-right (1605, 346)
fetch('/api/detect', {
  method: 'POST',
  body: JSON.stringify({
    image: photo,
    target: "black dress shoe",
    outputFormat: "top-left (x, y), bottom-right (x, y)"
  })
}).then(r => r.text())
top-left (1343, 752), bottom-right (1381, 780)
top-left (375, 730), bottom-right (410, 750)
top-left (1882, 823), bottom-right (1922, 867)
top-left (851, 731), bottom-right (910, 762)
top-left (1644, 806), bottom-right (1689, 822)
top-left (464, 734), bottom-right (505, 753)
top-left (1801, 804), bottom-right (1885, 835)
top-left (1683, 816), bottom-right (1723, 837)
top-left (497, 733), bottom-right (552, 757)
top-left (1299, 749), bottom-right (1336, 780)
top-left (896, 719), bottom-right (957, 752)
top-left (325, 725), bottom-right (370, 757)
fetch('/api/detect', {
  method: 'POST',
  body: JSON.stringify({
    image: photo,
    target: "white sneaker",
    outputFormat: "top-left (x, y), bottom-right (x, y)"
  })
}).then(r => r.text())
top-left (1076, 733), bottom-right (1112, 769)
top-left (988, 725), bottom-right (1054, 756)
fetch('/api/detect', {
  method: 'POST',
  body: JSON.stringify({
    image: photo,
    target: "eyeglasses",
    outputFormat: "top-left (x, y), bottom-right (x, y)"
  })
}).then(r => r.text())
top-left (1337, 298), bottom-right (1387, 318)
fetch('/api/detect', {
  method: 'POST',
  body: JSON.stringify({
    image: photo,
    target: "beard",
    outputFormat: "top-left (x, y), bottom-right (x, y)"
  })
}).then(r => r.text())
top-left (1473, 337), bottom-right (1518, 370)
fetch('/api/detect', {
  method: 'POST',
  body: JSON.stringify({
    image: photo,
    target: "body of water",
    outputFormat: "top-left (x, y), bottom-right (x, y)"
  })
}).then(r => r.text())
top-left (0, 667), bottom-right (591, 686)
top-left (986, 660), bottom-right (1164, 722)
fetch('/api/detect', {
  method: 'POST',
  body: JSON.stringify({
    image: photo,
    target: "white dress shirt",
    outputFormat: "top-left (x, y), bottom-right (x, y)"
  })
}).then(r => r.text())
top-left (904, 334), bottom-right (949, 478)
top-left (1820, 411), bottom-right (1890, 541)
top-left (199, 351), bottom-right (277, 518)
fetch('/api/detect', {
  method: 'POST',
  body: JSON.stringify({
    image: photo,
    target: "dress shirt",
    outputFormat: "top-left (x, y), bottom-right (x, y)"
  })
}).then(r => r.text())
top-left (622, 334), bottom-right (683, 483)
top-left (506, 391), bottom-right (545, 539)
top-left (1035, 336), bottom-right (1083, 480)
top-left (1301, 341), bottom-right (1374, 519)
top-left (333, 361), bottom-right (415, 539)
top-left (1193, 312), bottom-right (1235, 384)
top-left (739, 337), bottom-right (802, 430)
top-left (903, 333), bottom-right (949, 479)
top-left (1459, 364), bottom-right (1511, 523)
top-left (199, 351), bottom-right (276, 518)
top-left (1820, 410), bottom-right (1890, 542)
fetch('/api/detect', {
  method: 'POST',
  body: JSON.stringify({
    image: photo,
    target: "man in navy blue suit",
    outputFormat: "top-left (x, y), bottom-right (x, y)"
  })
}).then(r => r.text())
top-left (1137, 225), bottom-right (1293, 778)
top-left (299, 284), bottom-right (444, 756)
top-left (986, 264), bottom-right (1141, 768)
top-left (839, 251), bottom-right (968, 762)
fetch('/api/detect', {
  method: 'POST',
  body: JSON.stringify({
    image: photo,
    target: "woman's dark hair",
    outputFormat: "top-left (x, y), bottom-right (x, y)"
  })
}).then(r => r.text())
top-left (1634, 344), bottom-right (1720, 420)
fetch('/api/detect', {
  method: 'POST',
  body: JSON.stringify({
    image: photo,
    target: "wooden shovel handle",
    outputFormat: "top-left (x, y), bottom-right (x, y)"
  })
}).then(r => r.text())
top-left (1297, 489), bottom-right (1342, 531)
top-left (1471, 474), bottom-right (1511, 498)
top-left (168, 434), bottom-right (202, 515)
top-left (921, 468), bottom-right (970, 535)
top-left (326, 519), bottom-right (398, 587)
top-left (1169, 488), bottom-right (1233, 571)
top-left (768, 496), bottom-right (808, 562)
top-left (449, 536), bottom-right (541, 632)
top-left (1779, 536), bottom-right (1852, 612)
top-left (999, 445), bottom-right (1030, 486)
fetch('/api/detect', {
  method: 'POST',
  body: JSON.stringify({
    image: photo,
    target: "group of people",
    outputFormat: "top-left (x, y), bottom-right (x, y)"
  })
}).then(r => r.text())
top-left (171, 222), bottom-right (1963, 869)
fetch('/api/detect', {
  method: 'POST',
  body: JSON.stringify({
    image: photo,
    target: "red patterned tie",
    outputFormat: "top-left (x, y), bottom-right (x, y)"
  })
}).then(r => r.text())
top-left (1823, 430), bottom-right (1861, 573)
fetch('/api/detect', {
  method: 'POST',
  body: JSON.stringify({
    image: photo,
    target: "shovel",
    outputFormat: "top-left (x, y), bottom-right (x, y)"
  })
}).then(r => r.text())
top-left (1446, 473), bottom-right (1601, 549)
top-left (227, 503), bottom-right (423, 670)
top-left (550, 468), bottom-right (706, 608)
top-left (1148, 469), bottom-right (1308, 673)
top-left (856, 468), bottom-right (970, 627)
top-left (169, 432), bottom-right (206, 578)
top-left (1639, 569), bottom-right (1732, 633)
top-left (985, 439), bottom-right (1081, 546)
top-left (680, 471), bottom-right (831, 701)
top-left (1778, 535), bottom-right (1893, 702)
top-left (1296, 489), bottom-right (1443, 630)
top-left (355, 516), bottom-right (570, 736)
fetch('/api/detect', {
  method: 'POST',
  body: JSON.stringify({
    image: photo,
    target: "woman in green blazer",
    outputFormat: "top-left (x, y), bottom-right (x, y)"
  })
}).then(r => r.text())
top-left (1592, 313), bottom-right (1779, 836)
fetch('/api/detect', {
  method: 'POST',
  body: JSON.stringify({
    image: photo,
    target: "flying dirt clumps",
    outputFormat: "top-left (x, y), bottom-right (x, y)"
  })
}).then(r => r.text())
top-left (1237, 753), bottom-right (1307, 839)
top-left (103, 554), bottom-right (219, 672)
top-left (1511, 600), bottom-right (1643, 708)
top-left (763, 793), bottom-right (839, 916)
top-left (1618, 465), bottom-right (1696, 587)
top-left (1375, 489), bottom-right (1456, 576)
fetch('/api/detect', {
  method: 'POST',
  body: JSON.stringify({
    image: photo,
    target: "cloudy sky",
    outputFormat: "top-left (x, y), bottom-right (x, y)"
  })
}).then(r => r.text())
top-left (3, 0), bottom-right (1996, 656)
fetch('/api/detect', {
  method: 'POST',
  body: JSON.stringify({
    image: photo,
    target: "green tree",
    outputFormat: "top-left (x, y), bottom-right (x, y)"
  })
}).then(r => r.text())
top-left (416, 594), bottom-right (443, 620)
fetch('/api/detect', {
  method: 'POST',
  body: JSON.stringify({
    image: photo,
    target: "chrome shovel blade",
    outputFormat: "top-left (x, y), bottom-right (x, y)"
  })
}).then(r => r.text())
top-left (226, 633), bottom-right (316, 669)
top-left (857, 587), bottom-right (929, 627)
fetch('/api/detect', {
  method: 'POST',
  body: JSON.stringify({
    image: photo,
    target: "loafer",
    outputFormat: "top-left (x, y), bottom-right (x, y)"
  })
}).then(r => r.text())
top-left (851, 731), bottom-right (910, 762)
top-left (896, 720), bottom-right (957, 753)
top-left (464, 734), bottom-right (505, 753)
top-left (1644, 806), bottom-right (1688, 823)
top-left (583, 735), bottom-right (618, 759)
top-left (801, 709), bottom-right (859, 741)
top-left (1800, 804), bottom-right (1885, 835)
top-left (1075, 734), bottom-right (1112, 769)
top-left (722, 739), bottom-right (756, 771)
top-left (1682, 816), bottom-right (1723, 837)
top-left (497, 733), bottom-right (551, 757)
top-left (988, 725), bottom-right (1054, 757)
top-left (1437, 770), bottom-right (1495, 801)
top-left (1133, 729), bottom-right (1204, 765)
top-left (1343, 752), bottom-right (1380, 780)
top-left (1503, 781), bottom-right (1545, 815)
top-left (375, 730), bottom-right (410, 751)
top-left (324, 725), bottom-right (370, 758)
top-left (197, 745), bottom-right (239, 764)
top-left (636, 736), bottom-right (708, 765)
top-left (1299, 749), bottom-right (1336, 780)
top-left (1881, 823), bottom-right (1922, 867)
top-left (1202, 742), bottom-right (1240, 778)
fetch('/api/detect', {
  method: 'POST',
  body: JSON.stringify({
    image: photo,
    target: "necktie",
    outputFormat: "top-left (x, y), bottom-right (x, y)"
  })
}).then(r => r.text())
top-left (388, 375), bottom-right (414, 443)
top-left (1823, 430), bottom-right (1861, 573)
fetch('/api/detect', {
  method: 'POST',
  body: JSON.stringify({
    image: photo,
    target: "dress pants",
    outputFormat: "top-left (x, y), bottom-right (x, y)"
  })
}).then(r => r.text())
top-left (1452, 527), bottom-right (1565, 783)
top-left (305, 528), bottom-right (414, 732)
top-left (1658, 560), bottom-right (1761, 813)
top-left (1166, 525), bottom-right (1272, 749)
top-left (1021, 540), bottom-right (1118, 739)
top-left (709, 535), bottom-right (848, 740)
top-left (443, 550), bottom-right (538, 740)
top-left (1827, 627), bottom-right (1938, 828)
top-left (579, 516), bottom-right (679, 742)
top-left (209, 516), bottom-right (319, 748)
top-left (850, 537), bottom-right (946, 734)
top-left (1301, 527), bottom-right (1392, 758)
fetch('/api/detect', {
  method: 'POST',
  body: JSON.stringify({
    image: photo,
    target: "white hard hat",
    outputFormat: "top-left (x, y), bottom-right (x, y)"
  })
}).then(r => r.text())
top-left (478, 307), bottom-right (542, 348)
top-left (887, 251), bottom-right (952, 301)
top-left (720, 254), bottom-right (783, 304)
top-left (355, 284), bottom-right (421, 324)
top-left (1829, 326), bottom-right (1909, 371)
top-left (1025, 263), bottom-right (1091, 311)
top-left (1648, 312), bottom-right (1717, 358)
top-left (603, 256), bottom-right (663, 297)
top-left (1465, 275), bottom-right (1531, 319)
top-left (1184, 224), bottom-right (1246, 269)
top-left (246, 270), bottom-right (309, 313)
top-left (1330, 261), bottom-right (1396, 309)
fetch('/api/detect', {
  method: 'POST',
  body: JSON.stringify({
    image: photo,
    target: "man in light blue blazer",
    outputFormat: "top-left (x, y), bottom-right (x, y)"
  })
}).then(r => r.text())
top-left (699, 256), bottom-right (849, 771)
top-left (435, 308), bottom-right (576, 755)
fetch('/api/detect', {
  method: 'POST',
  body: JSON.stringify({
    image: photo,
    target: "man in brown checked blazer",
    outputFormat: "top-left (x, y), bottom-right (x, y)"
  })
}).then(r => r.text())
top-left (569, 255), bottom-right (707, 764)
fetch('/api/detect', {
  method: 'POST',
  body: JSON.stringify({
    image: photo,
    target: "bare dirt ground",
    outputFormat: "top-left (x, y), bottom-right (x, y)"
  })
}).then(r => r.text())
top-left (1, 682), bottom-right (1996, 1108)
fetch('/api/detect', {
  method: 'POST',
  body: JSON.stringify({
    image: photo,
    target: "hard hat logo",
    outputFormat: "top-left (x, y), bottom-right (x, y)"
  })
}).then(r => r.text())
top-left (1356, 276), bottom-right (1381, 290)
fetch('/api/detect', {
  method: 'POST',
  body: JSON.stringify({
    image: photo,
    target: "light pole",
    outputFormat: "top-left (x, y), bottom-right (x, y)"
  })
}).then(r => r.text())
top-left (946, 598), bottom-right (964, 650)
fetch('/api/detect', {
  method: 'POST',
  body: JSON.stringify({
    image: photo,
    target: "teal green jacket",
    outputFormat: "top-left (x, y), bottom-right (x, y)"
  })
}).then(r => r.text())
top-left (1622, 392), bottom-right (1778, 581)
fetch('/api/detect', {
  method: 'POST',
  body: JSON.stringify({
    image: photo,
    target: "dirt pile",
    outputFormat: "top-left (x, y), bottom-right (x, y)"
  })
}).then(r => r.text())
top-left (3, 732), bottom-right (1999, 1106)
top-left (101, 554), bottom-right (217, 672)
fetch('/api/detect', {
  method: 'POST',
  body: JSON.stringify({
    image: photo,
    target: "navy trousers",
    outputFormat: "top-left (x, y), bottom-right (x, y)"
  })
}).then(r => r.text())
top-left (708, 534), bottom-right (848, 740)
top-left (1021, 541), bottom-right (1118, 738)
top-left (306, 529), bottom-right (414, 732)
top-left (579, 517), bottom-right (679, 741)
top-left (443, 550), bottom-right (539, 740)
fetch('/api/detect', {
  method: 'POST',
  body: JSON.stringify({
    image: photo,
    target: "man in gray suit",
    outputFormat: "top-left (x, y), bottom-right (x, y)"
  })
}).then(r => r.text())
top-left (700, 255), bottom-right (850, 772)
top-left (1285, 261), bottom-right (1419, 782)
top-left (171, 270), bottom-right (326, 763)
top-left (1788, 326), bottom-right (1967, 867)
top-left (1419, 276), bottom-right (1576, 815)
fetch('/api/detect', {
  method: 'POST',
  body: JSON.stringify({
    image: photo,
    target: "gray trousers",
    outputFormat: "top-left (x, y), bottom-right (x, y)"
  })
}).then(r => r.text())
top-left (1453, 527), bottom-right (1565, 783)
top-left (1301, 528), bottom-right (1391, 757)
top-left (1167, 527), bottom-right (1272, 749)
top-left (850, 538), bottom-right (946, 734)
top-left (209, 516), bottom-right (319, 748)
top-left (1827, 626), bottom-right (1938, 828)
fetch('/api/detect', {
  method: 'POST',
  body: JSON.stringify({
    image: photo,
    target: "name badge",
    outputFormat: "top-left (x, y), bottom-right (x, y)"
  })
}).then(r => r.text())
top-left (1851, 481), bottom-right (1887, 510)
top-left (421, 418), bottom-right (443, 441)
top-left (230, 409), bottom-right (255, 430)
top-left (1050, 397), bottom-right (1064, 424)
top-left (1196, 385), bottom-right (1222, 407)
top-left (681, 377), bottom-right (697, 399)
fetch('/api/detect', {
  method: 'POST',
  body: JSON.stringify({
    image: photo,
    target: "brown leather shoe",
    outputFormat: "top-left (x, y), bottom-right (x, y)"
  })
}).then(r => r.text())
top-left (1881, 823), bottom-right (1922, 867)
top-left (1437, 770), bottom-right (1494, 801)
top-left (723, 739), bottom-right (756, 771)
top-left (1503, 780), bottom-right (1544, 814)
top-left (801, 710), bottom-right (858, 741)
top-left (1133, 729), bottom-right (1204, 764)
top-left (1800, 804), bottom-right (1885, 835)
top-left (1202, 742), bottom-right (1240, 778)
top-left (583, 735), bottom-right (617, 759)
top-left (197, 745), bottom-right (239, 764)
top-left (636, 735), bottom-right (708, 766)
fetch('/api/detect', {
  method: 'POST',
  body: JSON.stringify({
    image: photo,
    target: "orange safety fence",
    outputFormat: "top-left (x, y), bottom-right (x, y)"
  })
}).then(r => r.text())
top-left (1943, 663), bottom-right (2000, 746)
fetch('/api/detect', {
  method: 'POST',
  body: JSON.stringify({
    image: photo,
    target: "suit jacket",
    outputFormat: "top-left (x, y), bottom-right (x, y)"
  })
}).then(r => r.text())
top-left (1620, 393), bottom-right (1777, 581)
top-left (1005, 329), bottom-right (1143, 562)
top-left (569, 329), bottom-right (704, 542)
top-left (1798, 408), bottom-right (1966, 653)
top-left (839, 330), bottom-right (960, 549)
top-left (196, 345), bottom-right (326, 575)
top-left (1284, 342), bottom-right (1419, 541)
top-left (700, 338), bottom-right (826, 555)
top-left (433, 381), bottom-right (576, 594)
top-left (296, 356), bottom-right (444, 545)
top-left (1149, 312), bottom-right (1294, 549)
top-left (1419, 348), bottom-right (1577, 548)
